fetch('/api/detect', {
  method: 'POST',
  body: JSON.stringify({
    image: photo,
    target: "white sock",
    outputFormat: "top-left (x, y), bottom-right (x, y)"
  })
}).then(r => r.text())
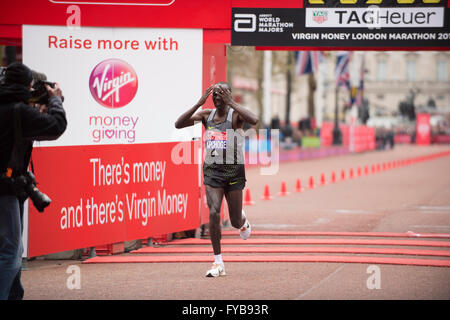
top-left (240, 210), bottom-right (247, 229)
top-left (214, 254), bottom-right (223, 264)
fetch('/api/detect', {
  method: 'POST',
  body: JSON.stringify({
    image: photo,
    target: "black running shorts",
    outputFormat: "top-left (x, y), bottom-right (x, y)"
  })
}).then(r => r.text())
top-left (204, 175), bottom-right (246, 192)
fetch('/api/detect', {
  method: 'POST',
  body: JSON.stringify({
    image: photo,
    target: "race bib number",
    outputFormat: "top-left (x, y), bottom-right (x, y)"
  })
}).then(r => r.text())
top-left (206, 130), bottom-right (227, 150)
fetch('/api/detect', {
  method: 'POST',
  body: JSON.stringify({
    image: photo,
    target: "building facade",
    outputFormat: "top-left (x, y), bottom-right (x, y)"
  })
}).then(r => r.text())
top-left (231, 49), bottom-right (450, 128)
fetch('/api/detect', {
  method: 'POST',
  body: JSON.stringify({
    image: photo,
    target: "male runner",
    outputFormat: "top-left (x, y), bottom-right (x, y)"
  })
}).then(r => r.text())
top-left (175, 82), bottom-right (258, 277)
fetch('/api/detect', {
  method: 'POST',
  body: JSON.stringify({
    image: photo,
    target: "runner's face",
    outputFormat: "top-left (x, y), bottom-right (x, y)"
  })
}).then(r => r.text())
top-left (212, 86), bottom-right (224, 109)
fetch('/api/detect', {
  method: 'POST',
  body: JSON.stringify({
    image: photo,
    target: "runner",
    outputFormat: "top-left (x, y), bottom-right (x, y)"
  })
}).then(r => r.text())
top-left (175, 82), bottom-right (258, 277)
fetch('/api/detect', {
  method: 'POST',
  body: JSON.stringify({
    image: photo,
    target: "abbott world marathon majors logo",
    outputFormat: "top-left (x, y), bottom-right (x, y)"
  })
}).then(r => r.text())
top-left (88, 58), bottom-right (139, 144)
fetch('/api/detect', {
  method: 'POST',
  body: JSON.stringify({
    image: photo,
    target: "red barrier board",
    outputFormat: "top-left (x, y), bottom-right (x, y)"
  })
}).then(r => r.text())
top-left (395, 134), bottom-right (412, 144)
top-left (28, 142), bottom-right (199, 257)
top-left (320, 122), bottom-right (334, 147)
top-left (416, 113), bottom-right (431, 145)
top-left (432, 135), bottom-right (450, 144)
top-left (320, 122), bottom-right (374, 152)
top-left (352, 126), bottom-right (375, 152)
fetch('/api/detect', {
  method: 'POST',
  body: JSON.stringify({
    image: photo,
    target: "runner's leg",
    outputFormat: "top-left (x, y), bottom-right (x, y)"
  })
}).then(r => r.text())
top-left (205, 185), bottom-right (225, 255)
top-left (224, 189), bottom-right (245, 229)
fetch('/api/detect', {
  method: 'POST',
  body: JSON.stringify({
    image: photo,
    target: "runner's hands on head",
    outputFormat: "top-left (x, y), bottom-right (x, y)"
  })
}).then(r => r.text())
top-left (197, 85), bottom-right (213, 106)
top-left (217, 86), bottom-right (233, 105)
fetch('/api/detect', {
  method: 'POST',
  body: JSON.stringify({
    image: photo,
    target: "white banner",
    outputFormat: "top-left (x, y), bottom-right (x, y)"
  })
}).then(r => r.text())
top-left (23, 25), bottom-right (203, 147)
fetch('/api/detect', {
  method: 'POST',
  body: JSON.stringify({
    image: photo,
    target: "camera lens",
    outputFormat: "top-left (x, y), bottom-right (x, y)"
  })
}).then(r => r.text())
top-left (26, 185), bottom-right (51, 212)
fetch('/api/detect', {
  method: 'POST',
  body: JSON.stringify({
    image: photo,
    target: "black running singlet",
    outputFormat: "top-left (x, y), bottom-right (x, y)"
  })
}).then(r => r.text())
top-left (203, 108), bottom-right (245, 183)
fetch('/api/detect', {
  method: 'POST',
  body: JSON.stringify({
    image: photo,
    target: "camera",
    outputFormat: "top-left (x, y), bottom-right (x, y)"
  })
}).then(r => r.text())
top-left (29, 71), bottom-right (56, 105)
top-left (0, 66), bottom-right (6, 83)
top-left (11, 171), bottom-right (51, 212)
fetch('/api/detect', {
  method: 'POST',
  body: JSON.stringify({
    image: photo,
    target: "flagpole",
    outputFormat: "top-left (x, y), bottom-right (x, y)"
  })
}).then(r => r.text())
top-left (263, 51), bottom-right (272, 127)
top-left (332, 84), bottom-right (342, 145)
top-left (333, 52), bottom-right (342, 145)
top-left (285, 52), bottom-right (292, 131)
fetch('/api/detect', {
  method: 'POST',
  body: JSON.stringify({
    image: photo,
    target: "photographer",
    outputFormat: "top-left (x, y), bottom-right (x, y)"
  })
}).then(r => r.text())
top-left (0, 62), bottom-right (67, 300)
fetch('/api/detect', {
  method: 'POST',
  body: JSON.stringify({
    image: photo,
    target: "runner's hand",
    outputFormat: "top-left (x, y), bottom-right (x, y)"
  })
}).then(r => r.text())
top-left (197, 85), bottom-right (213, 106)
top-left (217, 86), bottom-right (233, 105)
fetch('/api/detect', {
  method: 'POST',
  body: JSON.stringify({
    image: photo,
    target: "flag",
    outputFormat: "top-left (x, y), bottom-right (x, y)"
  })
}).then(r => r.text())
top-left (295, 51), bottom-right (324, 75)
top-left (335, 51), bottom-right (352, 87)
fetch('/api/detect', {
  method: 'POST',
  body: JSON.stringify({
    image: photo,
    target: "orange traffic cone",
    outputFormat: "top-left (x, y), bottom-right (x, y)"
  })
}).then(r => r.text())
top-left (278, 181), bottom-right (290, 196)
top-left (341, 169), bottom-right (345, 181)
top-left (243, 188), bottom-right (255, 205)
top-left (295, 178), bottom-right (303, 193)
top-left (309, 176), bottom-right (315, 189)
top-left (331, 171), bottom-right (336, 183)
top-left (262, 184), bottom-right (273, 200)
top-left (349, 168), bottom-right (354, 179)
top-left (320, 173), bottom-right (326, 186)
top-left (364, 165), bottom-right (369, 175)
top-left (357, 167), bottom-right (362, 177)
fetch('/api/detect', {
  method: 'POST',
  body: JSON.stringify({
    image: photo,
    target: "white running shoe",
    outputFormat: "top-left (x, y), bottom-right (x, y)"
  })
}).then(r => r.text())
top-left (205, 263), bottom-right (226, 277)
top-left (239, 210), bottom-right (251, 240)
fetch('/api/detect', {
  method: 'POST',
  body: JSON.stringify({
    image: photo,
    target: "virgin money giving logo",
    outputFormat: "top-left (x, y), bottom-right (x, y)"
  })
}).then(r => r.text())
top-left (89, 58), bottom-right (138, 108)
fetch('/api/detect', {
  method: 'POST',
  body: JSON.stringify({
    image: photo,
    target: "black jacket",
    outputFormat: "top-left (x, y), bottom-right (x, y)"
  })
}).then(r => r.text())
top-left (0, 83), bottom-right (67, 176)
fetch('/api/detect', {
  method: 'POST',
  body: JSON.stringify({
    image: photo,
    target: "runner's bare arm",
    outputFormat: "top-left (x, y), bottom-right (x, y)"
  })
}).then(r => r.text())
top-left (175, 86), bottom-right (213, 129)
top-left (174, 108), bottom-right (211, 129)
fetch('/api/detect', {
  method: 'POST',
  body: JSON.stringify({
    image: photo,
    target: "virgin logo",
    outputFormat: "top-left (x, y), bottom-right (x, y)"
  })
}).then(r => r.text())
top-left (89, 58), bottom-right (138, 108)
